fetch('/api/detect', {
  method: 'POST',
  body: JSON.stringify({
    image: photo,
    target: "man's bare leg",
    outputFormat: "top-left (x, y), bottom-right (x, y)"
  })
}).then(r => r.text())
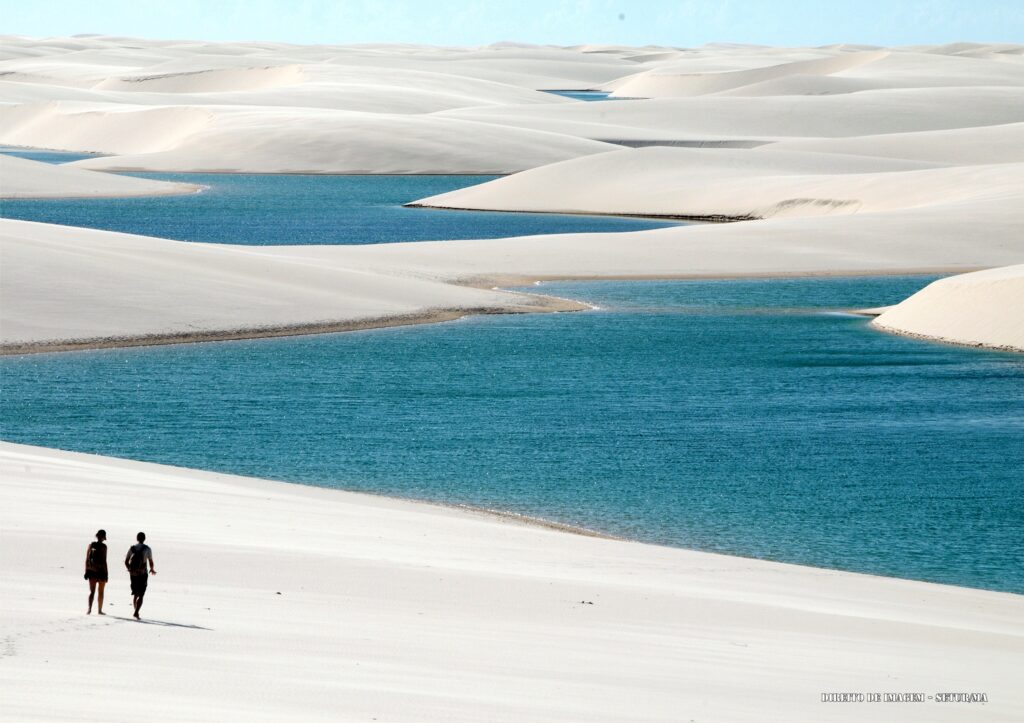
top-left (87, 579), bottom-right (96, 614)
top-left (97, 581), bottom-right (106, 615)
top-left (133, 594), bottom-right (142, 619)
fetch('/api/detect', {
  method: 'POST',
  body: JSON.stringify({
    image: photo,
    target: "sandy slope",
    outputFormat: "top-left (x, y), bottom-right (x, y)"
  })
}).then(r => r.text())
top-left (412, 146), bottom-right (1023, 219)
top-left (438, 86), bottom-right (1024, 142)
top-left (2, 442), bottom-right (1022, 722)
top-left (263, 198), bottom-right (1024, 281)
top-left (769, 123), bottom-right (1024, 165)
top-left (0, 219), bottom-right (568, 352)
top-left (872, 265), bottom-right (1024, 351)
top-left (67, 109), bottom-right (617, 174)
top-left (601, 46), bottom-right (1024, 98)
top-left (0, 154), bottom-right (197, 198)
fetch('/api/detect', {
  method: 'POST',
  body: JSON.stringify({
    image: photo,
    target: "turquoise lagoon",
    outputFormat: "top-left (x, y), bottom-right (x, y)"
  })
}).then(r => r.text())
top-left (2, 277), bottom-right (1022, 593)
top-left (0, 166), bottom-right (679, 245)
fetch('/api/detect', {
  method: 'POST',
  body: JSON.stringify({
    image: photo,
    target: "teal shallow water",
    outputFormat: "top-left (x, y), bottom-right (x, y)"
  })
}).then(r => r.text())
top-left (2, 277), bottom-right (1022, 593)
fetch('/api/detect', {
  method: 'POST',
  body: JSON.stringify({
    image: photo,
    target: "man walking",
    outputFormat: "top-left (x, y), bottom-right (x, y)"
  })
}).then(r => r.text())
top-left (125, 532), bottom-right (157, 620)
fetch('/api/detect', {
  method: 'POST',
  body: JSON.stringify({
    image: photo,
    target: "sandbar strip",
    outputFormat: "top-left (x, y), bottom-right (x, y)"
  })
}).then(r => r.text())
top-left (0, 297), bottom-right (585, 356)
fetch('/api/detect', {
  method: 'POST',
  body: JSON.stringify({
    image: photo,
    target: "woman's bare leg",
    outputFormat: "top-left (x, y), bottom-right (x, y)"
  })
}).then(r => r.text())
top-left (87, 579), bottom-right (96, 614)
top-left (97, 581), bottom-right (106, 615)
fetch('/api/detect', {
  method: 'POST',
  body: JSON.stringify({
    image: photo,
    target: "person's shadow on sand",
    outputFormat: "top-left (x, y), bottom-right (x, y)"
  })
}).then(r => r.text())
top-left (110, 615), bottom-right (211, 630)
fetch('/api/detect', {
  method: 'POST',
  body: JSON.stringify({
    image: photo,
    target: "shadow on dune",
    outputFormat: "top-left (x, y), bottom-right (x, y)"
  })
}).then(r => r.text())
top-left (110, 615), bottom-right (211, 630)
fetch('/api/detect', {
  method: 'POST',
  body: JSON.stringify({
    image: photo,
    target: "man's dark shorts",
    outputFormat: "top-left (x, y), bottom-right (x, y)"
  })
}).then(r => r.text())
top-left (130, 574), bottom-right (148, 597)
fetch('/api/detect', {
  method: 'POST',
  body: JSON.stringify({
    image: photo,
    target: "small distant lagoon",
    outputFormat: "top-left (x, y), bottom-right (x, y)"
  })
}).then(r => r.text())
top-left (543, 90), bottom-right (614, 101)
top-left (0, 146), bottom-right (104, 164)
top-left (3, 277), bottom-right (1022, 593)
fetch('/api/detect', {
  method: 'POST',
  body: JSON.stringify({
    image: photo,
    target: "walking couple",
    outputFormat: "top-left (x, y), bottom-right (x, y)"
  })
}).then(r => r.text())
top-left (84, 530), bottom-right (157, 619)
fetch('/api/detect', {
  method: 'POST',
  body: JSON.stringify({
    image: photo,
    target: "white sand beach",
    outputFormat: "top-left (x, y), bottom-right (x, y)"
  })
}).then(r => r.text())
top-left (3, 442), bottom-right (1022, 722)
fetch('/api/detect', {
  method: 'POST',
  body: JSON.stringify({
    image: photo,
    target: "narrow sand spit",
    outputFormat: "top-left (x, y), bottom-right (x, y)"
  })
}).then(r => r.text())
top-left (2, 442), bottom-right (1022, 722)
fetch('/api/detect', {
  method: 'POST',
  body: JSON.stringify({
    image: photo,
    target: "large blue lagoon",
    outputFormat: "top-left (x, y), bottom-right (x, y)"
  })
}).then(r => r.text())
top-left (3, 277), bottom-right (1022, 593)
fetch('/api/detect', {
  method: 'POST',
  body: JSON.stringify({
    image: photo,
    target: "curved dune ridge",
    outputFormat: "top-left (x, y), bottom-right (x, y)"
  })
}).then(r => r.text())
top-left (872, 265), bottom-right (1024, 351)
top-left (1, 102), bottom-right (214, 155)
top-left (68, 113), bottom-right (617, 175)
top-left (93, 64), bottom-right (305, 93)
top-left (0, 219), bottom-right (574, 353)
top-left (603, 49), bottom-right (892, 97)
top-left (411, 146), bottom-right (1024, 219)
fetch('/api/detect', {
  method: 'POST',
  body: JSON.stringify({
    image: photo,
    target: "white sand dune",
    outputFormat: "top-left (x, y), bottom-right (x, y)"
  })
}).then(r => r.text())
top-left (2, 442), bottom-right (1022, 722)
top-left (0, 37), bottom-right (637, 173)
top-left (873, 265), bottom-right (1024, 351)
top-left (0, 154), bottom-right (197, 198)
top-left (4, 39), bottom-right (1019, 174)
top-left (769, 123), bottom-right (1024, 165)
top-left (1, 99), bottom-right (614, 174)
top-left (0, 219), bottom-right (566, 352)
top-left (601, 46), bottom-right (1024, 97)
top-left (66, 110), bottom-right (616, 174)
top-left (440, 86), bottom-right (1024, 142)
top-left (93, 64), bottom-right (306, 93)
top-left (411, 146), bottom-right (1024, 219)
top-left (265, 197), bottom-right (1023, 282)
top-left (604, 49), bottom-right (892, 97)
top-left (1, 102), bottom-right (214, 155)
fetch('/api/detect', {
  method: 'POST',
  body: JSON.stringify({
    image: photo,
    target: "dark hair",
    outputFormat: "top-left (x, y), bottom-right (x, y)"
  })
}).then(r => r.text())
top-left (96, 529), bottom-right (106, 539)
top-left (136, 531), bottom-right (146, 542)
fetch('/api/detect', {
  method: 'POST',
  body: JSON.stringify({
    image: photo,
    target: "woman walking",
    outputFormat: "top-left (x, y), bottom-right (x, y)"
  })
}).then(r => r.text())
top-left (85, 529), bottom-right (108, 615)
